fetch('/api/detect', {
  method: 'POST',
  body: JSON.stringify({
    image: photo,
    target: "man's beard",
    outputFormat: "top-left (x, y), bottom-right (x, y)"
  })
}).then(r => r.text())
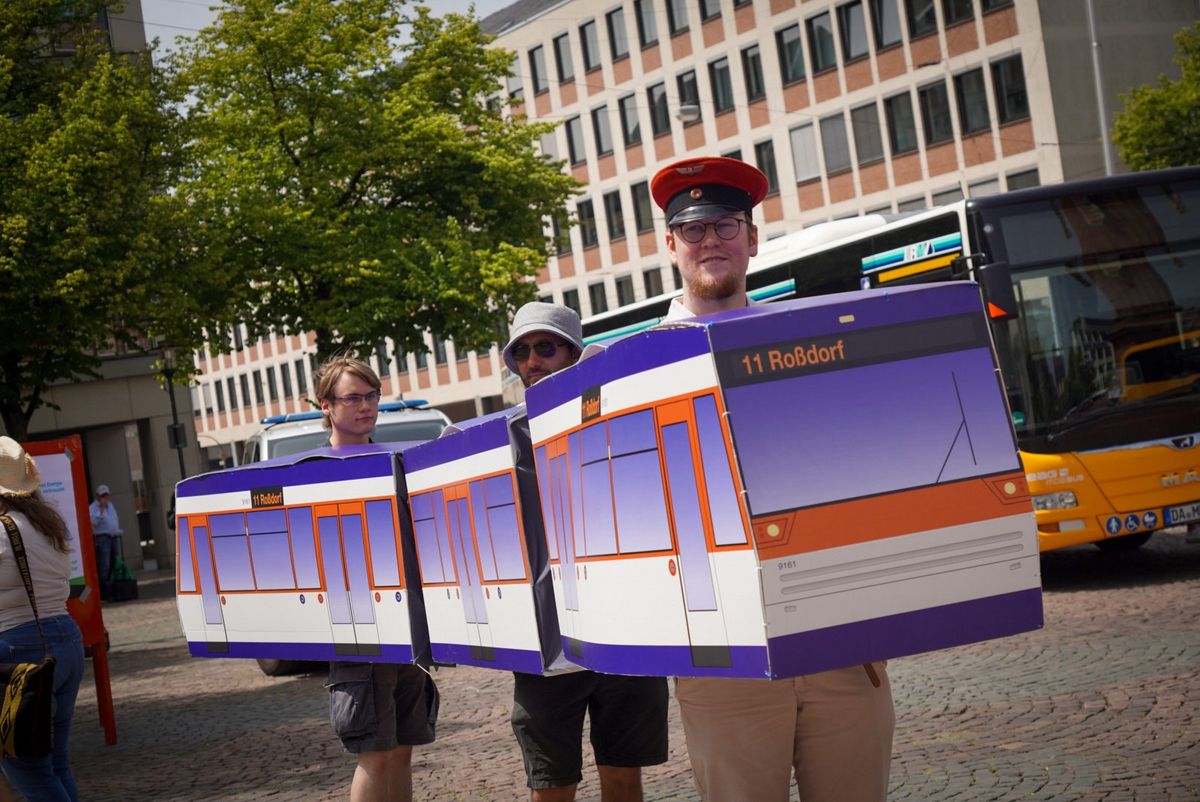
top-left (689, 269), bottom-right (742, 302)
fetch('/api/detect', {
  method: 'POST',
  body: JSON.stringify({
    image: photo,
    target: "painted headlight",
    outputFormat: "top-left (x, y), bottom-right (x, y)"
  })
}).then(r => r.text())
top-left (1032, 491), bottom-right (1078, 511)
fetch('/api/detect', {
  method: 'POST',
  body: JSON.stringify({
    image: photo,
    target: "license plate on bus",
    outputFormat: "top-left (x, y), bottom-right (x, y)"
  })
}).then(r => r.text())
top-left (1164, 502), bottom-right (1200, 525)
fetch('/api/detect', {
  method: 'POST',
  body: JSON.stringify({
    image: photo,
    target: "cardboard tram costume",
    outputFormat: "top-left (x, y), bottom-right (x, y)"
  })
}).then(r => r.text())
top-left (175, 283), bottom-right (1043, 678)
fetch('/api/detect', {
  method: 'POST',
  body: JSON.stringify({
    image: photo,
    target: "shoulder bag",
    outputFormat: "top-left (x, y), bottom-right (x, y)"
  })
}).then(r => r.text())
top-left (0, 514), bottom-right (56, 759)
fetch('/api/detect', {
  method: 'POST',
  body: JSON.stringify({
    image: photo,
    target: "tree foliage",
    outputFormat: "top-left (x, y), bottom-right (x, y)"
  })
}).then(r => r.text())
top-left (0, 0), bottom-right (181, 439)
top-left (168, 0), bottom-right (578, 360)
top-left (1112, 22), bottom-right (1200, 171)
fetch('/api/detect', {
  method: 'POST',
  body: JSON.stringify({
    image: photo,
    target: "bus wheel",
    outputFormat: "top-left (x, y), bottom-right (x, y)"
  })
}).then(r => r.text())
top-left (256, 658), bottom-right (321, 676)
top-left (1095, 532), bottom-right (1152, 552)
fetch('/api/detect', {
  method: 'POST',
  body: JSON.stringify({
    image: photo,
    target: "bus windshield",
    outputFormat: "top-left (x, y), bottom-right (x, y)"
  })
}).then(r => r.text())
top-left (981, 179), bottom-right (1200, 452)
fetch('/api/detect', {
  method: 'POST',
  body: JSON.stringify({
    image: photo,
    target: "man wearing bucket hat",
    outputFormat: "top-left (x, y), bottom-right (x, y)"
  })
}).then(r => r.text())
top-left (502, 302), bottom-right (670, 802)
top-left (0, 437), bottom-right (86, 799)
top-left (650, 157), bottom-right (895, 802)
top-left (88, 483), bottom-right (122, 603)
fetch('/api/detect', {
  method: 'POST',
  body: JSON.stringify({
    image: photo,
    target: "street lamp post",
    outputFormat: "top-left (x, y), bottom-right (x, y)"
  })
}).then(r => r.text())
top-left (161, 349), bottom-right (187, 481)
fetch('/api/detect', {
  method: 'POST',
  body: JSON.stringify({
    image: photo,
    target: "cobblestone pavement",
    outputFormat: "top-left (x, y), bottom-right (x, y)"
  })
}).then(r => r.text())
top-left (61, 532), bottom-right (1200, 801)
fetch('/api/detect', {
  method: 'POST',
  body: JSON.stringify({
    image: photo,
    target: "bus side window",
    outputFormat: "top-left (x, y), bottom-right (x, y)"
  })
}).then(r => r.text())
top-left (567, 432), bottom-right (585, 560)
top-left (579, 422), bottom-right (617, 556)
top-left (247, 509), bottom-right (296, 589)
top-left (609, 410), bottom-right (672, 553)
top-left (365, 499), bottom-right (401, 587)
top-left (535, 446), bottom-right (558, 561)
top-left (483, 474), bottom-right (526, 581)
top-left (411, 491), bottom-right (449, 583)
top-left (470, 481), bottom-right (499, 581)
top-left (210, 512), bottom-right (254, 591)
top-left (288, 508), bottom-right (321, 589)
top-left (693, 396), bottom-right (748, 546)
top-left (177, 516), bottom-right (197, 592)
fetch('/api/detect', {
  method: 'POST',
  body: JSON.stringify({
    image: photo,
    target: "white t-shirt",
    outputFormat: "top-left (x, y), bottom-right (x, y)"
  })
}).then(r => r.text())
top-left (0, 511), bottom-right (71, 631)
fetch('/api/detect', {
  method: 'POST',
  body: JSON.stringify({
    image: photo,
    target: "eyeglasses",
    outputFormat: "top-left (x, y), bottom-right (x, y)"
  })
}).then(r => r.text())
top-left (510, 340), bottom-right (562, 363)
top-left (673, 216), bottom-right (746, 244)
top-left (332, 390), bottom-right (381, 407)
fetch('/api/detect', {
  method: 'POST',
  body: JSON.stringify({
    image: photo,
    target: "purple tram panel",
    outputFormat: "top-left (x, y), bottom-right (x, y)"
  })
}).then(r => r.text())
top-left (175, 443), bottom-right (431, 665)
top-left (402, 407), bottom-right (563, 674)
top-left (526, 281), bottom-right (1043, 678)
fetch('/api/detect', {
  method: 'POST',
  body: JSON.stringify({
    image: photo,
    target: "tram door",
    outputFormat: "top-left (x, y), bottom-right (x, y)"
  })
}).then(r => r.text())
top-left (316, 503), bottom-right (381, 657)
top-left (656, 399), bottom-right (733, 668)
top-left (443, 485), bottom-right (493, 660)
top-left (185, 515), bottom-right (230, 651)
top-left (542, 437), bottom-right (581, 652)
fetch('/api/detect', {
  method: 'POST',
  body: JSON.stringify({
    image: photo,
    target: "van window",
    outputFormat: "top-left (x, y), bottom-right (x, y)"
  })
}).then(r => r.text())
top-left (264, 418), bottom-right (448, 460)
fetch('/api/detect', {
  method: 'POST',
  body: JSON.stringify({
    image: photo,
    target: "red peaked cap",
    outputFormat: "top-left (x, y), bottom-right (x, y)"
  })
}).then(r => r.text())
top-left (651, 157), bottom-right (769, 226)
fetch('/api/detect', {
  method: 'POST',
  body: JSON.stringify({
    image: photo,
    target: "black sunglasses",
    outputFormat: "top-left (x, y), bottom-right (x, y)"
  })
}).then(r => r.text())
top-left (511, 339), bottom-right (564, 362)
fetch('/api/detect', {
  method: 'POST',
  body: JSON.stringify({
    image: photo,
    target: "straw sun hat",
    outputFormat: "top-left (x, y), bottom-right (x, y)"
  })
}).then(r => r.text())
top-left (0, 436), bottom-right (40, 498)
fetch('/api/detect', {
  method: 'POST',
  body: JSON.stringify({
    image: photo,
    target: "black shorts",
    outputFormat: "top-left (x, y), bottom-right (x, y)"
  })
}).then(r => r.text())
top-left (510, 670), bottom-right (669, 789)
top-left (326, 661), bottom-right (438, 754)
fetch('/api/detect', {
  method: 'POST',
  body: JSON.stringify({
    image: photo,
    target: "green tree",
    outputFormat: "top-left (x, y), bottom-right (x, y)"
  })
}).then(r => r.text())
top-left (1112, 22), bottom-right (1200, 170)
top-left (0, 1), bottom-right (183, 440)
top-left (169, 0), bottom-right (578, 361)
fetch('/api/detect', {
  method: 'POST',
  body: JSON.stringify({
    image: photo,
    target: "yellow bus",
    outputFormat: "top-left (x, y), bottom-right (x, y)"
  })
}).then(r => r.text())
top-left (582, 166), bottom-right (1200, 552)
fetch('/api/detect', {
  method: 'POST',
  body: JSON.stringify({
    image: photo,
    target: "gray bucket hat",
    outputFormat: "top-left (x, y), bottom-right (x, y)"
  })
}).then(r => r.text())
top-left (502, 302), bottom-right (583, 373)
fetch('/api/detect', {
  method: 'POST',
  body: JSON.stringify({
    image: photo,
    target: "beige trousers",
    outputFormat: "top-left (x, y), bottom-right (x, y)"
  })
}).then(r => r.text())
top-left (675, 663), bottom-right (894, 802)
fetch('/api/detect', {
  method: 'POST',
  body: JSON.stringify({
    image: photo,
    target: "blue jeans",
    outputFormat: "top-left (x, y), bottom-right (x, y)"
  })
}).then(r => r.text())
top-left (94, 533), bottom-right (122, 601)
top-left (0, 615), bottom-right (85, 802)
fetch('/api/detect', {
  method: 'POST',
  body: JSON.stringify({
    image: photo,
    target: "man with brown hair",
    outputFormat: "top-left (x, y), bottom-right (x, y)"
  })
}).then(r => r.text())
top-left (650, 157), bottom-right (895, 802)
top-left (316, 355), bottom-right (437, 802)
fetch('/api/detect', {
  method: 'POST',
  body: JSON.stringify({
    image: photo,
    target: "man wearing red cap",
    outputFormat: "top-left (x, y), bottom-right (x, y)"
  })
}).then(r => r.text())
top-left (650, 156), bottom-right (895, 802)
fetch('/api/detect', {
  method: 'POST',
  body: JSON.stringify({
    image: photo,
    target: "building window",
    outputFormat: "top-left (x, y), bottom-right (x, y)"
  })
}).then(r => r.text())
top-left (565, 116), bottom-right (586, 165)
top-left (709, 57), bottom-right (735, 114)
top-left (820, 113), bottom-right (851, 174)
top-left (631, 181), bottom-right (655, 232)
top-left (671, 265), bottom-right (682, 289)
top-left (281, 364), bottom-right (294, 399)
top-left (214, 381), bottom-right (226, 413)
top-left (807, 12), bottom-right (837, 73)
top-left (982, 0), bottom-right (1012, 10)
top-left (648, 82), bottom-right (671, 136)
top-left (919, 80), bottom-right (954, 146)
top-left (592, 105), bottom-right (613, 155)
top-left (252, 370), bottom-right (265, 405)
top-left (225, 376), bottom-right (237, 409)
top-left (955, 68), bottom-right (990, 134)
top-left (266, 366), bottom-right (279, 400)
top-left (932, 186), bottom-right (964, 205)
top-left (618, 94), bottom-right (641, 147)
top-left (294, 358), bottom-right (308, 396)
top-left (885, 91), bottom-right (918, 154)
top-left (968, 177), bottom-right (1001, 197)
top-left (396, 345), bottom-right (408, 371)
top-left (776, 24), bottom-right (805, 84)
top-left (723, 148), bottom-right (743, 160)
top-left (562, 288), bottom-right (581, 315)
top-left (529, 46), bottom-right (548, 94)
top-left (578, 200), bottom-right (598, 248)
top-left (789, 123), bottom-right (820, 182)
top-left (589, 282), bottom-right (609, 315)
top-left (433, 338), bottom-right (448, 365)
top-left (1007, 167), bottom-right (1039, 190)
top-left (755, 140), bottom-right (780, 194)
top-left (699, 0), bottom-right (721, 21)
top-left (677, 70), bottom-right (700, 123)
top-left (580, 20), bottom-right (601, 71)
top-left (667, 0), bottom-right (689, 34)
top-left (415, 347), bottom-right (427, 369)
top-left (236, 374), bottom-right (249, 408)
top-left (607, 7), bottom-right (629, 60)
top-left (615, 274), bottom-right (636, 306)
top-left (851, 102), bottom-right (884, 164)
top-left (375, 342), bottom-right (390, 377)
top-left (898, 195), bottom-right (926, 211)
top-left (604, 191), bottom-right (626, 240)
top-left (742, 44), bottom-right (766, 101)
top-left (635, 0), bottom-right (658, 47)
top-left (992, 55), bottom-right (1029, 124)
top-left (232, 325), bottom-right (244, 351)
top-left (838, 1), bottom-right (869, 61)
top-left (506, 55), bottom-right (524, 100)
top-left (871, 0), bottom-right (903, 48)
top-left (552, 210), bottom-right (572, 255)
top-left (643, 268), bottom-right (664, 297)
top-left (942, 0), bottom-right (973, 25)
top-left (734, 0), bottom-right (752, 5)
top-left (905, 0), bottom-right (937, 38)
top-left (553, 33), bottom-right (574, 82)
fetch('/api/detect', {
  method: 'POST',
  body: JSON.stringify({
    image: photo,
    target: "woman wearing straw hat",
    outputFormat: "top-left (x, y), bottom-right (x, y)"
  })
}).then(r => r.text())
top-left (0, 437), bottom-right (85, 801)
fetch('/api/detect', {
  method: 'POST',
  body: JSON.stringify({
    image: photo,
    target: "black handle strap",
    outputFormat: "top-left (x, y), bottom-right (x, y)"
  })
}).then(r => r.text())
top-left (0, 514), bottom-right (50, 659)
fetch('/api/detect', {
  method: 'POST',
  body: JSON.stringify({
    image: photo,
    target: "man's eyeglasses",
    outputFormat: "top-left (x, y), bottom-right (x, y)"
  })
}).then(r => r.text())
top-left (673, 216), bottom-right (746, 244)
top-left (511, 340), bottom-right (563, 363)
top-left (332, 390), bottom-right (381, 407)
